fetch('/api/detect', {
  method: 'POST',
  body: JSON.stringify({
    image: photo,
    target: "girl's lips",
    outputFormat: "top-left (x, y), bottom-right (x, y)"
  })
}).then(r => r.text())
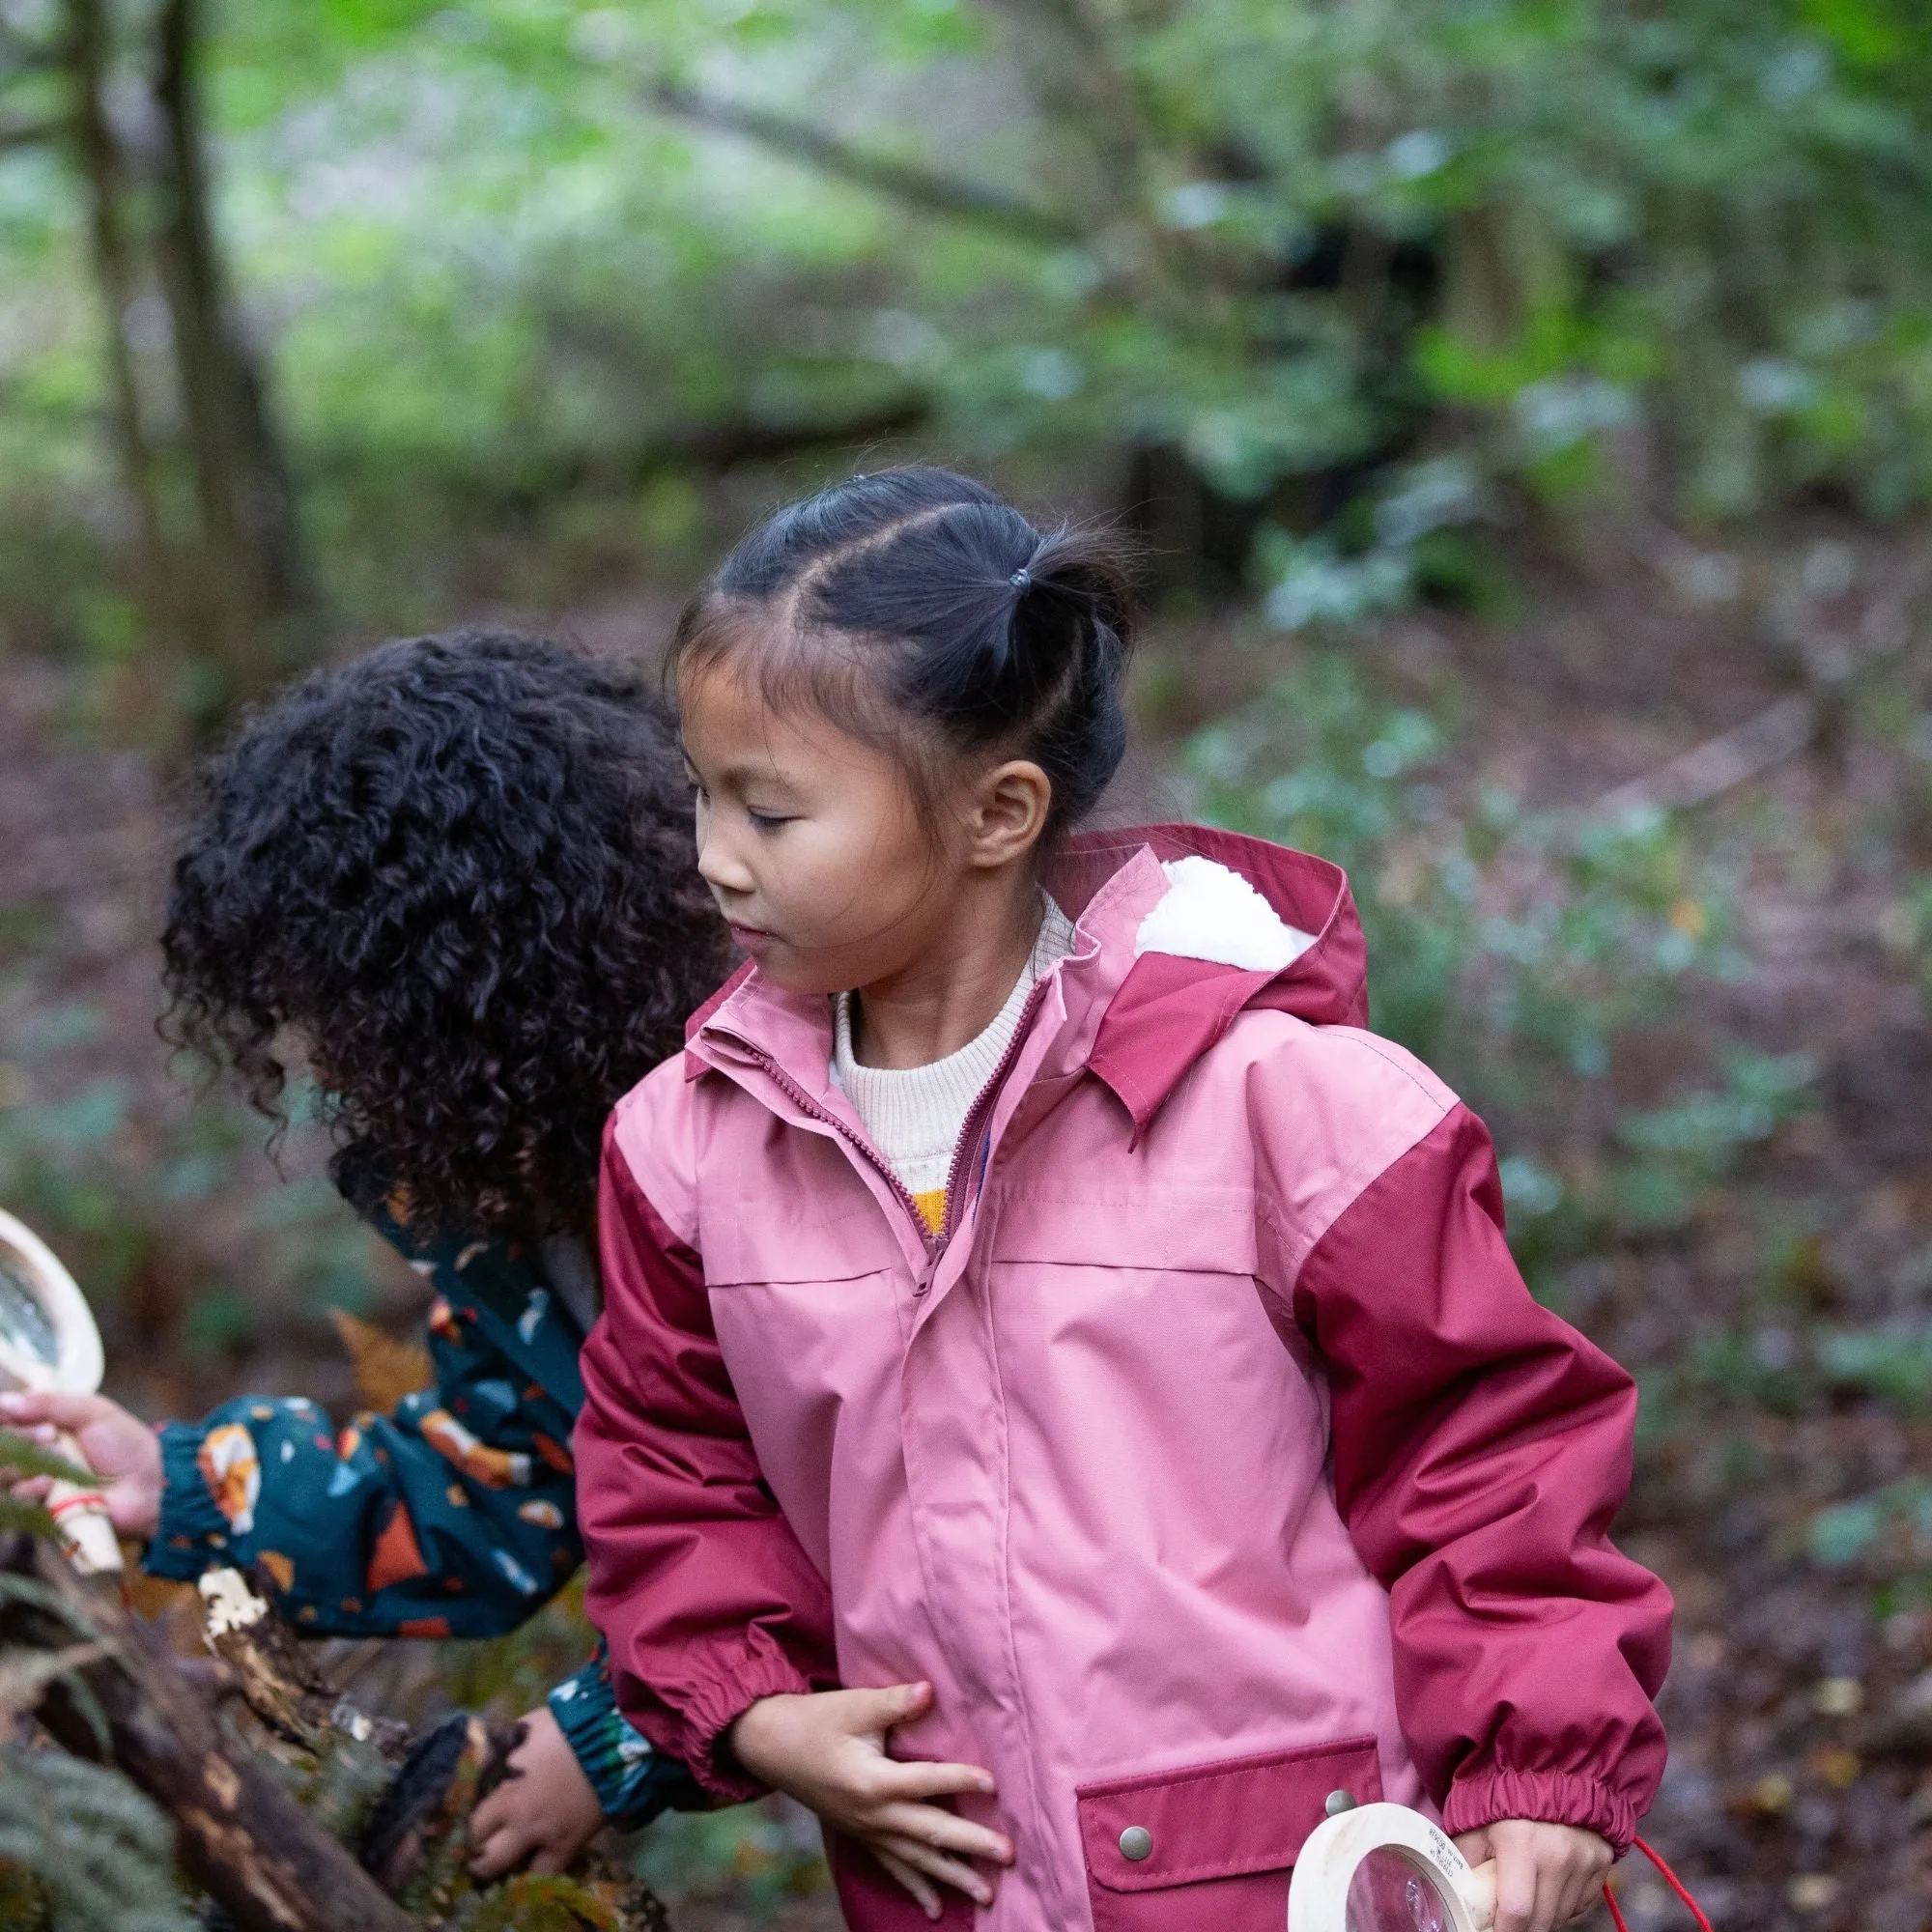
top-left (727, 923), bottom-right (771, 949)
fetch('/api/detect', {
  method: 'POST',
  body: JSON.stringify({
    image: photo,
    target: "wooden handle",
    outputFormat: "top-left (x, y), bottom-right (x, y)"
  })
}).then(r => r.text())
top-left (1459, 1860), bottom-right (1498, 1931)
top-left (45, 1428), bottom-right (123, 1575)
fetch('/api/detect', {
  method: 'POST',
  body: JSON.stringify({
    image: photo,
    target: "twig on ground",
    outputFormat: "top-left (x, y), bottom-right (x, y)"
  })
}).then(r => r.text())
top-left (1592, 693), bottom-right (1819, 819)
top-left (1591, 544), bottom-right (1931, 819)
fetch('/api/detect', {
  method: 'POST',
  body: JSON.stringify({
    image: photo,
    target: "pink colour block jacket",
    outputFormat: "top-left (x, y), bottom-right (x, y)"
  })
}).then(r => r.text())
top-left (578, 826), bottom-right (1672, 1932)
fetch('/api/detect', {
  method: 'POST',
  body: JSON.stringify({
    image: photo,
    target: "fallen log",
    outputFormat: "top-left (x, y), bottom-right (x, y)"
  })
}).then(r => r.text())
top-left (1, 1533), bottom-right (418, 1932)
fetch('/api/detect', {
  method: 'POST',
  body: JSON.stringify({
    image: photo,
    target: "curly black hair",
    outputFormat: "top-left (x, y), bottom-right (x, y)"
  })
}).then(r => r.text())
top-left (161, 630), bottom-right (729, 1239)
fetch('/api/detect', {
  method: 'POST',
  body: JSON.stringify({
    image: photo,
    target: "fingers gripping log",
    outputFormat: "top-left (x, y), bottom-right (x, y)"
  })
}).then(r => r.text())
top-left (3, 1538), bottom-right (418, 1932)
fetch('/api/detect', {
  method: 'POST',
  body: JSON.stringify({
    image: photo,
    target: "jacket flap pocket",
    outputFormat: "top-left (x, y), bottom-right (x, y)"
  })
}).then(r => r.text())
top-left (1076, 1737), bottom-right (1381, 1892)
top-left (703, 1201), bottom-right (901, 1288)
top-left (988, 1184), bottom-right (1258, 1275)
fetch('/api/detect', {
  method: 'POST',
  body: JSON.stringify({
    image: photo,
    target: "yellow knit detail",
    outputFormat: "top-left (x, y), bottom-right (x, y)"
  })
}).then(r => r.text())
top-left (912, 1188), bottom-right (948, 1236)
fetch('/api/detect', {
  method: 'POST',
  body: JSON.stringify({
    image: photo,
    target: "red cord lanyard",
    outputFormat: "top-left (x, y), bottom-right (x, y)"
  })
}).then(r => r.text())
top-left (1603, 1838), bottom-right (1713, 1932)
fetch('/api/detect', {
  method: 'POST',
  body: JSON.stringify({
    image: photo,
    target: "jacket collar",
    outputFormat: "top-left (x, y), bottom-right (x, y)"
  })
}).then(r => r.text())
top-left (685, 825), bottom-right (1368, 1146)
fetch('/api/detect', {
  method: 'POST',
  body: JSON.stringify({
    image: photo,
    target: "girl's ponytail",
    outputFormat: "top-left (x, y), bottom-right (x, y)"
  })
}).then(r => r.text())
top-left (1000, 526), bottom-right (1131, 831)
top-left (672, 468), bottom-right (1136, 839)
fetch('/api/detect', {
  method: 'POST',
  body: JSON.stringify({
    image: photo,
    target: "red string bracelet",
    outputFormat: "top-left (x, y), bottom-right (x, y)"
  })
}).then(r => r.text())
top-left (1602, 1837), bottom-right (1713, 1932)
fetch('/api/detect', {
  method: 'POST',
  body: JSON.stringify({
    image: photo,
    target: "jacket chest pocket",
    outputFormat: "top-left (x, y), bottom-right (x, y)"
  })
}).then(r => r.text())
top-left (985, 1183), bottom-right (1260, 1278)
top-left (700, 1197), bottom-right (904, 1293)
top-left (1076, 1737), bottom-right (1382, 1932)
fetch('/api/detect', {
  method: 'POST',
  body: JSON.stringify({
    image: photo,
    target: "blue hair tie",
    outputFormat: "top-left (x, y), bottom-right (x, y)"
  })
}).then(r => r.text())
top-left (1010, 568), bottom-right (1032, 589)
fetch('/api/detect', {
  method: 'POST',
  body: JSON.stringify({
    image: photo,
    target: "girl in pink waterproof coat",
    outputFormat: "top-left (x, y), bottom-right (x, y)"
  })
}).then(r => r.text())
top-left (576, 469), bottom-right (1672, 1932)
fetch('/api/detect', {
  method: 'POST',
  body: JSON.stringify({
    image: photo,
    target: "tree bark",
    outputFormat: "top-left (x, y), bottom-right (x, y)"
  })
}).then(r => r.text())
top-left (2, 1539), bottom-right (419, 1932)
top-left (151, 0), bottom-right (309, 684)
top-left (68, 0), bottom-right (172, 629)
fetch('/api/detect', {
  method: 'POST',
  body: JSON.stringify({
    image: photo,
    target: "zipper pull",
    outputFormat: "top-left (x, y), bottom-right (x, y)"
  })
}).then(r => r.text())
top-left (913, 1255), bottom-right (938, 1298)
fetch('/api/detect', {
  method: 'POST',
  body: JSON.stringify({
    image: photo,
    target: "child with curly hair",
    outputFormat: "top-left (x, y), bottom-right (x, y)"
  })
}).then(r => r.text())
top-left (577, 469), bottom-right (1671, 1932)
top-left (3, 630), bottom-right (731, 1877)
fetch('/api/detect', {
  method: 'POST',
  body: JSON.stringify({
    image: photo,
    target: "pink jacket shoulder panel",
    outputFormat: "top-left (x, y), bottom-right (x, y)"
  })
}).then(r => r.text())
top-left (578, 827), bottom-right (1671, 1932)
top-left (610, 1058), bottom-right (698, 1245)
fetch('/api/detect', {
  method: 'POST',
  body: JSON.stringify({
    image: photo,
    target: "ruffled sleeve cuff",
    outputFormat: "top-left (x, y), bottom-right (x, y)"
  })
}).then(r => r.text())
top-left (1441, 1767), bottom-right (1641, 1858)
top-left (548, 1662), bottom-right (706, 1828)
top-left (140, 1422), bottom-right (240, 1581)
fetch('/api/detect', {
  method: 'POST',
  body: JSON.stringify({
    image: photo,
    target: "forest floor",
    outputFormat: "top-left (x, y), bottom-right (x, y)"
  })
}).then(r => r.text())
top-left (2, 514), bottom-right (1930, 1930)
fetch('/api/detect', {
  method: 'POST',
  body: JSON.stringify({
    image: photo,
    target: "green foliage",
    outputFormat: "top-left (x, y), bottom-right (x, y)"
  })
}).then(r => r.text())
top-left (0, 1430), bottom-right (94, 1491)
top-left (453, 1871), bottom-right (641, 1932)
top-left (0, 1748), bottom-right (194, 1932)
top-left (1606, 1046), bottom-right (1817, 1234)
top-left (1814, 1323), bottom-right (1932, 1412)
top-left (1181, 645), bottom-right (1813, 1305)
top-left (634, 1800), bottom-right (830, 1923)
top-left (1184, 648), bottom-right (1740, 1098)
top-left (7, 0), bottom-right (1932, 650)
top-left (430, 1574), bottom-right (599, 1718)
top-left (1807, 1479), bottom-right (1932, 1569)
top-left (0, 1429), bottom-right (93, 1541)
top-left (0, 968), bottom-right (391, 1362)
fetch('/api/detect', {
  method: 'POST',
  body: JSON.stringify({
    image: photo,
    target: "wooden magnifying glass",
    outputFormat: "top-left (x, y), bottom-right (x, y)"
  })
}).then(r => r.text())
top-left (0, 1208), bottom-right (124, 1575)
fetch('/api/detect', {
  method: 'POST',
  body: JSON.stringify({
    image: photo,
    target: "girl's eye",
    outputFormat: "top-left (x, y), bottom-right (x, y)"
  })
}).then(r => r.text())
top-left (747, 810), bottom-right (792, 832)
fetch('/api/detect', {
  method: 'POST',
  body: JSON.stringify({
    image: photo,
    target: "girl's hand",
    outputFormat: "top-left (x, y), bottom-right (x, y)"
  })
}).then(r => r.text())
top-left (1452, 1820), bottom-right (1611, 1932)
top-left (469, 1706), bottom-right (606, 1879)
top-left (728, 1681), bottom-right (1012, 1920)
top-left (0, 1390), bottom-right (163, 1541)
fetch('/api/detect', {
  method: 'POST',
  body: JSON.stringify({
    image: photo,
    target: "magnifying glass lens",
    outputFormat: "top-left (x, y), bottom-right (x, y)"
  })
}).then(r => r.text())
top-left (0, 1255), bottom-right (60, 1368)
top-left (1345, 1847), bottom-right (1456, 1932)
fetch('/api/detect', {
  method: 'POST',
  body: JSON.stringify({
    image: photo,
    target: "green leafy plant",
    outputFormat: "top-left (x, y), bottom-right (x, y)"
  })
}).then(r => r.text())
top-left (0, 1748), bottom-right (195, 1932)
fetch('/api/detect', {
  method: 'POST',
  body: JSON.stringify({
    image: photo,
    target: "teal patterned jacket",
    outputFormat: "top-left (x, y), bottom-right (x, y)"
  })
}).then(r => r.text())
top-left (142, 1163), bottom-right (702, 1829)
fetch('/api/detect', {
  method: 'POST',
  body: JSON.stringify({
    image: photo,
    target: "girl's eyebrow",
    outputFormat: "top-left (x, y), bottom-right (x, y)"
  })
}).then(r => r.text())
top-left (680, 741), bottom-right (803, 797)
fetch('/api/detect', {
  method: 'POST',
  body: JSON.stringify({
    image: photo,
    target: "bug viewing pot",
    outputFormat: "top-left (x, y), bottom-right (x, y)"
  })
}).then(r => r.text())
top-left (0, 1207), bottom-right (122, 1574)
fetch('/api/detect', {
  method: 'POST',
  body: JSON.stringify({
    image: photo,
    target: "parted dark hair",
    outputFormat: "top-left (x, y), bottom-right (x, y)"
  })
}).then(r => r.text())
top-left (670, 467), bottom-right (1136, 838)
top-left (160, 631), bottom-right (730, 1240)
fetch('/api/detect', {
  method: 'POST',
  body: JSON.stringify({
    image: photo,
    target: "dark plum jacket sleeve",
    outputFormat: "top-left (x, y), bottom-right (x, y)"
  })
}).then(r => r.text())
top-left (576, 1116), bottom-right (839, 1801)
top-left (1282, 1103), bottom-right (1672, 1853)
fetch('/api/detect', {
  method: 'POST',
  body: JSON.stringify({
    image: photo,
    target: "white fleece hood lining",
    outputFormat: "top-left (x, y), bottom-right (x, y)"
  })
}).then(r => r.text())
top-left (1132, 855), bottom-right (1319, 973)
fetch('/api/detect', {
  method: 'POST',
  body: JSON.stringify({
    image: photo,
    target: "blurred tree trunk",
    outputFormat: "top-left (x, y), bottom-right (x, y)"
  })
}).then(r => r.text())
top-left (50, 0), bottom-right (313, 712)
top-left (151, 0), bottom-right (311, 690)
top-left (69, 0), bottom-right (172, 636)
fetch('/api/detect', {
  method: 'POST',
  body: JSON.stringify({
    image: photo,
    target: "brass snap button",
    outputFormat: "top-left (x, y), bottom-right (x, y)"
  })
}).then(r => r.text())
top-left (1118, 1825), bottom-right (1153, 1861)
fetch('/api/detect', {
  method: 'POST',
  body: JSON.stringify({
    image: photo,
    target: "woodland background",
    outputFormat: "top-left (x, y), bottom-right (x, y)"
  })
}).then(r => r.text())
top-left (2, 0), bottom-right (1932, 1927)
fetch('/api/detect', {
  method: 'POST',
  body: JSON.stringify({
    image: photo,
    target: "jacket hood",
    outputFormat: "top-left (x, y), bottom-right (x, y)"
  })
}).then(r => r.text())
top-left (1052, 824), bottom-right (1369, 1144)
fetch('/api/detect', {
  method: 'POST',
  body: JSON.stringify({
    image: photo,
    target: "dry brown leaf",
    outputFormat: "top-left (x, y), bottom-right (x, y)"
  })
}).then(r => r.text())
top-left (328, 1309), bottom-right (433, 1415)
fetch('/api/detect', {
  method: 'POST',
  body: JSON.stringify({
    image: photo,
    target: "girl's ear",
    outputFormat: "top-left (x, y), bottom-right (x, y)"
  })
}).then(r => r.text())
top-left (962, 758), bottom-right (1053, 871)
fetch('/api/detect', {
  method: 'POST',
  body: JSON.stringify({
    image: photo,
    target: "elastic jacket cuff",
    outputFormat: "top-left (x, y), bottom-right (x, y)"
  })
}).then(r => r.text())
top-left (666, 1644), bottom-right (819, 1804)
top-left (549, 1669), bottom-right (703, 1828)
top-left (1441, 1768), bottom-right (1640, 1857)
top-left (141, 1422), bottom-right (237, 1580)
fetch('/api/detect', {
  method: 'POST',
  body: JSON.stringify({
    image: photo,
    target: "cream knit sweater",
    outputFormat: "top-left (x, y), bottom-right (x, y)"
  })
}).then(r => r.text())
top-left (832, 900), bottom-right (1076, 1232)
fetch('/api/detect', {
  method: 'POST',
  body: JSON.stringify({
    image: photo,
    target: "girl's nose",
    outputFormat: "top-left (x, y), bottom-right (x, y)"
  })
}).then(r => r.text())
top-left (696, 829), bottom-right (755, 897)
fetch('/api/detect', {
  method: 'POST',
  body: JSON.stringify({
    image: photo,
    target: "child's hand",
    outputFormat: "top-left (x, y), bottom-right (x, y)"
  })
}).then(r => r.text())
top-left (1452, 1820), bottom-right (1611, 1932)
top-left (0, 1390), bottom-right (163, 1540)
top-left (469, 1706), bottom-right (606, 1878)
top-left (728, 1681), bottom-right (1012, 1920)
